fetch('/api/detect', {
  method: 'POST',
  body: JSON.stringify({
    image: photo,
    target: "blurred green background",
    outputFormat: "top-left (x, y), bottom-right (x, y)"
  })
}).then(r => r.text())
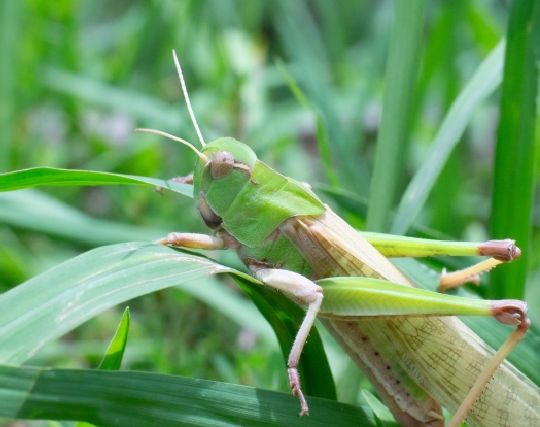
top-left (0, 0), bottom-right (539, 424)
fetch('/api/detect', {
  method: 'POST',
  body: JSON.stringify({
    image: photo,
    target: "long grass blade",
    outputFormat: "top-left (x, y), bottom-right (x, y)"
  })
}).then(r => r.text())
top-left (391, 41), bottom-right (505, 234)
top-left (489, 0), bottom-right (540, 299)
top-left (366, 0), bottom-right (426, 232)
top-left (0, 243), bottom-right (233, 364)
top-left (276, 59), bottom-right (339, 186)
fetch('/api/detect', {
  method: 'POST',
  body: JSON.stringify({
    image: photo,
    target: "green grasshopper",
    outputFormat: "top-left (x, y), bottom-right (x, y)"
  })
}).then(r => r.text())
top-left (140, 52), bottom-right (540, 427)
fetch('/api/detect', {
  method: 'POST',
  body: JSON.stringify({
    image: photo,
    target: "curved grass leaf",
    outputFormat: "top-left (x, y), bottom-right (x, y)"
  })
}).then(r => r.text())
top-left (0, 243), bottom-right (334, 400)
top-left (0, 366), bottom-right (374, 427)
top-left (392, 41), bottom-right (505, 234)
top-left (0, 167), bottom-right (193, 197)
top-left (0, 191), bottom-right (275, 339)
top-left (0, 243), bottom-right (232, 364)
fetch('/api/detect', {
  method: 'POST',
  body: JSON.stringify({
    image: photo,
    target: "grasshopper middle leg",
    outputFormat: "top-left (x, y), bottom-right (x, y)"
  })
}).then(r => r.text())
top-left (157, 233), bottom-right (322, 415)
top-left (252, 268), bottom-right (323, 416)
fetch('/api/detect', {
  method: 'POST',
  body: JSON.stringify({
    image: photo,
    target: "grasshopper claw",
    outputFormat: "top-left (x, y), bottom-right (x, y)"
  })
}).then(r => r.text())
top-left (492, 300), bottom-right (528, 326)
top-left (288, 367), bottom-right (309, 416)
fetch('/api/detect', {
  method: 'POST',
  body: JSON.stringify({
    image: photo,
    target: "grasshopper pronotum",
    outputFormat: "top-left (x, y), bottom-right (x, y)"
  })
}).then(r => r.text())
top-left (140, 52), bottom-right (540, 427)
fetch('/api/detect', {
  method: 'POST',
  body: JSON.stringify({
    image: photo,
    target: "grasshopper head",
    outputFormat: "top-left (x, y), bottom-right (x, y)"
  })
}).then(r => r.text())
top-left (193, 137), bottom-right (257, 229)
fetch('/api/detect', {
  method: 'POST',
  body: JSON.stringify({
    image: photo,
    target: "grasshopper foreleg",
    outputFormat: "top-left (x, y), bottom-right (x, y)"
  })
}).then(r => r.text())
top-left (170, 174), bottom-right (194, 184)
top-left (252, 268), bottom-right (323, 416)
top-left (156, 232), bottom-right (239, 250)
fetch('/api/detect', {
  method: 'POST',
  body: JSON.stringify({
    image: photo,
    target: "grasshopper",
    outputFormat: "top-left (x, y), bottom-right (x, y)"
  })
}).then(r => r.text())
top-left (140, 52), bottom-right (540, 427)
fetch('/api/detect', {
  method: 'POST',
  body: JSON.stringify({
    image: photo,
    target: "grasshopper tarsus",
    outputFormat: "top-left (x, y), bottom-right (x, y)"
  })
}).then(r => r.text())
top-left (289, 367), bottom-right (309, 416)
top-left (478, 239), bottom-right (521, 261)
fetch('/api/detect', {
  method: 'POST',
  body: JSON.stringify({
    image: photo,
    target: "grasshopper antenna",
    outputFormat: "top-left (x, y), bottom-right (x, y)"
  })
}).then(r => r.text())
top-left (136, 128), bottom-right (208, 162)
top-left (172, 49), bottom-right (206, 148)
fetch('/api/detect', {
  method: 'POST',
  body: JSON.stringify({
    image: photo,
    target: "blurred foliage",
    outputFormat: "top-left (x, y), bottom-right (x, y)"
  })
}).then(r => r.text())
top-left (0, 0), bottom-right (539, 425)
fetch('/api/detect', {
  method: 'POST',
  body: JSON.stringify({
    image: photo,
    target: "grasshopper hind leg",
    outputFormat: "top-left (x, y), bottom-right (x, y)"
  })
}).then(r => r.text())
top-left (449, 306), bottom-right (530, 427)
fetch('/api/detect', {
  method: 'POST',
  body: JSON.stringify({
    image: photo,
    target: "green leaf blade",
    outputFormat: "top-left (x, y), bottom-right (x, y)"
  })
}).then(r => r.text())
top-left (98, 307), bottom-right (130, 370)
top-left (276, 59), bottom-right (339, 187)
top-left (0, 167), bottom-right (193, 197)
top-left (392, 41), bottom-right (505, 234)
top-left (0, 366), bottom-right (375, 426)
top-left (366, 0), bottom-right (426, 232)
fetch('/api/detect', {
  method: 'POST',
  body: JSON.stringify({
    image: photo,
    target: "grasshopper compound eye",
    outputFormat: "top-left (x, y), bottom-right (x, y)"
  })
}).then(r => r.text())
top-left (210, 151), bottom-right (234, 179)
top-left (197, 196), bottom-right (222, 229)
